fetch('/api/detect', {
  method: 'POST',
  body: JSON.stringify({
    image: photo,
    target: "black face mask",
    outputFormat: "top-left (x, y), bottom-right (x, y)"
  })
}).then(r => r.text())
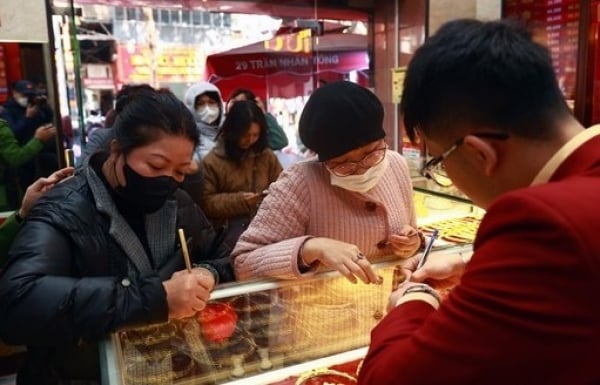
top-left (116, 160), bottom-right (180, 213)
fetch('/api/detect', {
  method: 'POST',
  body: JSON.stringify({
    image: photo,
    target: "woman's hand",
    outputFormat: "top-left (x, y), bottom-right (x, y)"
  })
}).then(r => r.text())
top-left (163, 267), bottom-right (216, 319)
top-left (242, 192), bottom-right (261, 208)
top-left (401, 251), bottom-right (470, 291)
top-left (388, 225), bottom-right (421, 258)
top-left (300, 237), bottom-right (381, 284)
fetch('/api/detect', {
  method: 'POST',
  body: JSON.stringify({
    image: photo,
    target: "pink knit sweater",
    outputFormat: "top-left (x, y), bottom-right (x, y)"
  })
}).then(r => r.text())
top-left (231, 151), bottom-right (416, 281)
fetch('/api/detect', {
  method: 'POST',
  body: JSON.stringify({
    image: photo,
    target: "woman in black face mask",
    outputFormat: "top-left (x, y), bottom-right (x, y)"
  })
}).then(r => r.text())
top-left (0, 86), bottom-right (235, 385)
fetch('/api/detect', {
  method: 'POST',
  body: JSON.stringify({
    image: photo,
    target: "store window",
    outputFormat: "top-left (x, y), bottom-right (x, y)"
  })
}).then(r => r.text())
top-left (0, 0), bottom-right (62, 212)
top-left (54, 0), bottom-right (374, 165)
top-left (0, 2), bottom-right (435, 385)
top-left (192, 9), bottom-right (203, 25)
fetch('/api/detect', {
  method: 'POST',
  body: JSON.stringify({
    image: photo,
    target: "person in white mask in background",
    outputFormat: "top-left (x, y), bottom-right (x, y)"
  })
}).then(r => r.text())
top-left (183, 81), bottom-right (225, 162)
top-left (232, 81), bottom-right (422, 283)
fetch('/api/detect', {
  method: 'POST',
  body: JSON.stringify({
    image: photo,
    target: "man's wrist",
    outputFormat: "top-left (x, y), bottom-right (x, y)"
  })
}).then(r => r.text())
top-left (395, 283), bottom-right (441, 309)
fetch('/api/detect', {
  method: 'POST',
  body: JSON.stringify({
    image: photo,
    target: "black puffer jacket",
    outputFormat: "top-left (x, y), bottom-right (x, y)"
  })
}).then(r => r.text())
top-left (0, 164), bottom-right (234, 384)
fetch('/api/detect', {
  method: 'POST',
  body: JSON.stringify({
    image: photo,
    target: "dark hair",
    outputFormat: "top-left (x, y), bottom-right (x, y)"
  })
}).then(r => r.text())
top-left (112, 85), bottom-right (198, 154)
top-left (401, 19), bottom-right (570, 143)
top-left (228, 88), bottom-right (257, 103)
top-left (114, 84), bottom-right (155, 114)
top-left (219, 100), bottom-right (269, 163)
top-left (194, 91), bottom-right (221, 107)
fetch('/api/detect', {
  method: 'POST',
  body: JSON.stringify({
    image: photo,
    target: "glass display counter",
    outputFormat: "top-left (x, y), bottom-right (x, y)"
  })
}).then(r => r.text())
top-left (99, 190), bottom-right (478, 385)
top-left (100, 249), bottom-right (471, 385)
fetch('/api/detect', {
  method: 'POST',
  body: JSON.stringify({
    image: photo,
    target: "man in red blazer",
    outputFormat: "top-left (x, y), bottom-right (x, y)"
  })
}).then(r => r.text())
top-left (358, 19), bottom-right (600, 385)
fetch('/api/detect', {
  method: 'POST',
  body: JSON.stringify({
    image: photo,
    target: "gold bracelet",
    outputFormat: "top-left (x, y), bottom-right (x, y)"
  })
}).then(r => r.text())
top-left (295, 367), bottom-right (357, 385)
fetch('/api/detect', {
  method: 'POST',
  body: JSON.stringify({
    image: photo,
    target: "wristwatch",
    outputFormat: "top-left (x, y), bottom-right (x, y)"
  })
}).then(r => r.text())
top-left (402, 283), bottom-right (441, 303)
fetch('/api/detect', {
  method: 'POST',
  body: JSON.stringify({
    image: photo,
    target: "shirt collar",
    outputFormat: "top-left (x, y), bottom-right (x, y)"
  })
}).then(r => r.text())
top-left (531, 125), bottom-right (600, 186)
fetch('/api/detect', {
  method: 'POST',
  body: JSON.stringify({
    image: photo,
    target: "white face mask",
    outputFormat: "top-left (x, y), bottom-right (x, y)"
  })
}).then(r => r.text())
top-left (196, 105), bottom-right (219, 124)
top-left (16, 96), bottom-right (28, 108)
top-left (328, 155), bottom-right (388, 193)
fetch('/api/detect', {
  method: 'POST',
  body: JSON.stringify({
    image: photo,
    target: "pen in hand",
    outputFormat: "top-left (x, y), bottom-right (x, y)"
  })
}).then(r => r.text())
top-left (416, 229), bottom-right (439, 270)
top-left (177, 228), bottom-right (192, 273)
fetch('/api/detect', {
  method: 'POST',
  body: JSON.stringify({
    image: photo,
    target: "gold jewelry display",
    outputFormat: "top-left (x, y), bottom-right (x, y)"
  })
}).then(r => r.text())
top-left (295, 368), bottom-right (357, 385)
top-left (114, 267), bottom-right (400, 385)
top-left (278, 270), bottom-right (393, 362)
top-left (420, 216), bottom-right (480, 244)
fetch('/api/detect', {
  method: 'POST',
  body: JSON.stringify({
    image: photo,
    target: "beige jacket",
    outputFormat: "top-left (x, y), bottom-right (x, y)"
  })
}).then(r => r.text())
top-left (200, 141), bottom-right (282, 229)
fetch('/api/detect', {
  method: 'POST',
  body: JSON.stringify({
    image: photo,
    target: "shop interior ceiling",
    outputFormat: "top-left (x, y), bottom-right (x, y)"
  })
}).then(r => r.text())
top-left (65, 0), bottom-right (373, 21)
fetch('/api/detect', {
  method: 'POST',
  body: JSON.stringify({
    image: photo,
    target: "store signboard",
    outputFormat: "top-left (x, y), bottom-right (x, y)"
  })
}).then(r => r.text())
top-left (82, 64), bottom-right (115, 89)
top-left (207, 50), bottom-right (368, 78)
top-left (116, 44), bottom-right (204, 84)
top-left (0, 0), bottom-right (48, 43)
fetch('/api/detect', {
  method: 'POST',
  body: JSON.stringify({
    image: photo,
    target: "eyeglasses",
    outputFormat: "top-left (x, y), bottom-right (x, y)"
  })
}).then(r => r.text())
top-left (327, 143), bottom-right (387, 177)
top-left (421, 132), bottom-right (509, 187)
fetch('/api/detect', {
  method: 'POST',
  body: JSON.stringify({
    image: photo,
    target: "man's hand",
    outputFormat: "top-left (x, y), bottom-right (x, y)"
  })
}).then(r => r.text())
top-left (401, 251), bottom-right (469, 291)
top-left (19, 167), bottom-right (74, 218)
top-left (33, 124), bottom-right (56, 142)
top-left (25, 104), bottom-right (38, 118)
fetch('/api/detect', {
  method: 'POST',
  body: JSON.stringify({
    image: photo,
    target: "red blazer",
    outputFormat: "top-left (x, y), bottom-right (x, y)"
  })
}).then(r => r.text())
top-left (358, 135), bottom-right (600, 385)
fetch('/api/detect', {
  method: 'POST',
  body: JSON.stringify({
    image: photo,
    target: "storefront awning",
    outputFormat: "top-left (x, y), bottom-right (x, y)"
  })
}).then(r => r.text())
top-left (205, 32), bottom-right (369, 99)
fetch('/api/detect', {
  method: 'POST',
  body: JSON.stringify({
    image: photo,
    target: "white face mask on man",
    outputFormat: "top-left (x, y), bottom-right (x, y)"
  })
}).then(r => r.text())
top-left (328, 155), bottom-right (388, 193)
top-left (16, 96), bottom-right (29, 108)
top-left (196, 105), bottom-right (219, 124)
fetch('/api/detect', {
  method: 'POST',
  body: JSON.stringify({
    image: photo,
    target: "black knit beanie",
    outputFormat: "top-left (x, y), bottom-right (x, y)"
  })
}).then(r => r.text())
top-left (299, 81), bottom-right (385, 161)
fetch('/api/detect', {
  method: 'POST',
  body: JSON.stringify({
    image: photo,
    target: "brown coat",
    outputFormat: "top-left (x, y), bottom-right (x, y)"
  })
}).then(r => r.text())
top-left (200, 141), bottom-right (282, 229)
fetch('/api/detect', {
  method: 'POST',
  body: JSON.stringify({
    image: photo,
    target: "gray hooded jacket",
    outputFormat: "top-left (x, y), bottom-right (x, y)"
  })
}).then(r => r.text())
top-left (183, 82), bottom-right (225, 161)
